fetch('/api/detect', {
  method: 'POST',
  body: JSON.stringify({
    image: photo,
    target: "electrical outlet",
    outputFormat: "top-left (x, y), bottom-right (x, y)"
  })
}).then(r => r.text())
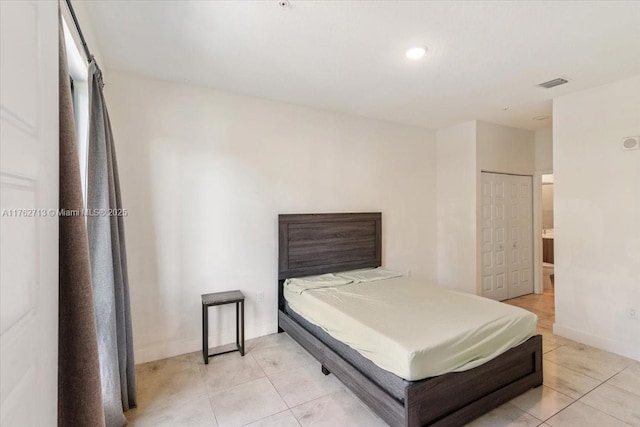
top-left (257, 291), bottom-right (264, 303)
top-left (629, 307), bottom-right (639, 320)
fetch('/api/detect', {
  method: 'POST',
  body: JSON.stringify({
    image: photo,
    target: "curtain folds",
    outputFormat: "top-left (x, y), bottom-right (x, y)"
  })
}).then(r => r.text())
top-left (58, 15), bottom-right (106, 427)
top-left (86, 60), bottom-right (137, 426)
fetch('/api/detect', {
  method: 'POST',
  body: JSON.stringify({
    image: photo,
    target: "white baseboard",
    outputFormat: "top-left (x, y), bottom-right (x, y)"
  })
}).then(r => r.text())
top-left (553, 322), bottom-right (640, 362)
top-left (134, 321), bottom-right (278, 364)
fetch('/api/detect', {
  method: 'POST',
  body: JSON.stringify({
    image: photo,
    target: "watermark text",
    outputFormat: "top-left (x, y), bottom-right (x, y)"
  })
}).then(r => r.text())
top-left (2, 208), bottom-right (128, 218)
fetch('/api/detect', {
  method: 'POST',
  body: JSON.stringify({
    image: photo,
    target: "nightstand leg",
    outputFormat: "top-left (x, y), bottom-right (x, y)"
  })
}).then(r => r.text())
top-left (240, 300), bottom-right (245, 356)
top-left (235, 302), bottom-right (240, 348)
top-left (202, 305), bottom-right (209, 364)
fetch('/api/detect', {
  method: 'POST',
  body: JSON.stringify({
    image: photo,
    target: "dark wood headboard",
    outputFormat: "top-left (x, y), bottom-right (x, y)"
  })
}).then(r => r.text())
top-left (278, 213), bottom-right (381, 310)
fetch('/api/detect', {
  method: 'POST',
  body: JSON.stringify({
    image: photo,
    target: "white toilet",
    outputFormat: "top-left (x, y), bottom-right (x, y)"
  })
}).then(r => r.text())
top-left (543, 262), bottom-right (554, 289)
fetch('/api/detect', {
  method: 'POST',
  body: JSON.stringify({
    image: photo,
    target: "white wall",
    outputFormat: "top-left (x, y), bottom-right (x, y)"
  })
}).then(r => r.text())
top-left (553, 75), bottom-right (640, 361)
top-left (535, 128), bottom-right (553, 172)
top-left (436, 121), bottom-right (477, 294)
top-left (476, 121), bottom-right (535, 175)
top-left (104, 70), bottom-right (437, 363)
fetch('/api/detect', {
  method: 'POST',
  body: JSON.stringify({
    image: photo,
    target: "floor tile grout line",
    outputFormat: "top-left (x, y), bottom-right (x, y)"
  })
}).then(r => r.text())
top-left (204, 373), bottom-right (268, 397)
top-left (288, 388), bottom-right (348, 412)
top-left (200, 353), bottom-right (269, 397)
top-left (516, 387), bottom-right (575, 422)
top-left (265, 369), bottom-right (291, 409)
top-left (265, 360), bottom-right (321, 380)
top-left (205, 393), bottom-right (221, 427)
top-left (542, 340), bottom-right (634, 366)
top-left (541, 356), bottom-right (626, 383)
top-left (542, 358), bottom-right (607, 392)
top-left (289, 403), bottom-right (306, 426)
top-left (206, 377), bottom-right (269, 399)
top-left (265, 360), bottom-right (342, 410)
top-left (541, 377), bottom-right (602, 402)
top-left (207, 376), bottom-right (288, 427)
top-left (600, 366), bottom-right (637, 384)
top-left (602, 375), bottom-right (640, 398)
top-left (248, 334), bottom-right (300, 354)
top-left (243, 351), bottom-right (269, 377)
top-left (539, 398), bottom-right (582, 424)
top-left (572, 382), bottom-right (636, 426)
top-left (259, 358), bottom-right (319, 378)
top-left (238, 409), bottom-right (295, 427)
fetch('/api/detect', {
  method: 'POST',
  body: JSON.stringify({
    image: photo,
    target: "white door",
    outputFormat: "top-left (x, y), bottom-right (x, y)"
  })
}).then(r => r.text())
top-left (481, 173), bottom-right (533, 301)
top-left (481, 173), bottom-right (508, 301)
top-left (1, 2), bottom-right (59, 426)
top-left (507, 175), bottom-right (533, 298)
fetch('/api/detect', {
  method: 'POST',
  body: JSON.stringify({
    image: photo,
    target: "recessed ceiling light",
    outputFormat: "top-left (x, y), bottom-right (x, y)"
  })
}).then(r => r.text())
top-left (533, 115), bottom-right (550, 121)
top-left (406, 46), bottom-right (427, 60)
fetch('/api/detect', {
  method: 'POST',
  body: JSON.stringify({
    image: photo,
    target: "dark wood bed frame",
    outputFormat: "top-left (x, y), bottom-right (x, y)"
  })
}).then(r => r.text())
top-left (277, 212), bottom-right (542, 427)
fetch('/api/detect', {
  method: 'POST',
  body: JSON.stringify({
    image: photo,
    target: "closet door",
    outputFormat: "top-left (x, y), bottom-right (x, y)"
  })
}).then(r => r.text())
top-left (481, 173), bottom-right (533, 301)
top-left (507, 175), bottom-right (533, 298)
top-left (481, 173), bottom-right (509, 301)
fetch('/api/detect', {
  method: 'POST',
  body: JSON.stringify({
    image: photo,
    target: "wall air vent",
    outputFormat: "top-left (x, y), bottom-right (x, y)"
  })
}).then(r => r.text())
top-left (538, 78), bottom-right (569, 89)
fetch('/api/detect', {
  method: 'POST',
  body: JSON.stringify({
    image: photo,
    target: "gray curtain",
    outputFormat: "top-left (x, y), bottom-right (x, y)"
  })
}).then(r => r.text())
top-left (58, 16), bottom-right (106, 427)
top-left (86, 59), bottom-right (137, 426)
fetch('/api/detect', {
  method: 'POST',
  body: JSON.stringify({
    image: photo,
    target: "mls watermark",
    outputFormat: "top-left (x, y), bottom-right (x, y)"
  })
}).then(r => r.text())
top-left (2, 208), bottom-right (128, 218)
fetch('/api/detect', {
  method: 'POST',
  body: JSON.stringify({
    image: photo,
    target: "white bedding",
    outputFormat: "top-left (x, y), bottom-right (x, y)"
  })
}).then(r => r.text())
top-left (284, 272), bottom-right (537, 380)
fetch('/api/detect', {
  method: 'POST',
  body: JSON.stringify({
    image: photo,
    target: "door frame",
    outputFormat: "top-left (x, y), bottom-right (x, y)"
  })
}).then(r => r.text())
top-left (477, 171), bottom-right (535, 300)
top-left (533, 169), bottom-right (553, 295)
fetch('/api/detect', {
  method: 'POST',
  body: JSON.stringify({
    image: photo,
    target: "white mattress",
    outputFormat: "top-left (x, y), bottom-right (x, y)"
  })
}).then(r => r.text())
top-left (284, 273), bottom-right (537, 380)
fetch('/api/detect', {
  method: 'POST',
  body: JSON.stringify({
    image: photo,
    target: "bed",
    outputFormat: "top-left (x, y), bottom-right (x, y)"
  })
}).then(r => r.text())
top-left (277, 212), bottom-right (543, 427)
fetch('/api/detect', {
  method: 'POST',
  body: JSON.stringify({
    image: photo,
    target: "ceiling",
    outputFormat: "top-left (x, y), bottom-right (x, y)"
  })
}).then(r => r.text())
top-left (84, 1), bottom-right (640, 131)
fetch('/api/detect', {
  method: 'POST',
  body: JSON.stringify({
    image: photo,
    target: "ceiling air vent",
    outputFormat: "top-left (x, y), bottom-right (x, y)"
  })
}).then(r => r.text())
top-left (538, 78), bottom-right (569, 89)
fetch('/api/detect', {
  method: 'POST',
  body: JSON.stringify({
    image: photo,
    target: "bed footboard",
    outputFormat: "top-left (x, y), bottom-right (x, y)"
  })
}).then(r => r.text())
top-left (405, 335), bottom-right (543, 426)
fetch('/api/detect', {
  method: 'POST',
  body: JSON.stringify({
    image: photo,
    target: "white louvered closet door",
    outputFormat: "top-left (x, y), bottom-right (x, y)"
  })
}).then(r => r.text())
top-left (481, 173), bottom-right (533, 301)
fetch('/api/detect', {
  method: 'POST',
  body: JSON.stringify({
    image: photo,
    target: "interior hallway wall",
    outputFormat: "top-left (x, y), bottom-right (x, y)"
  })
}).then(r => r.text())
top-left (553, 75), bottom-right (640, 361)
top-left (535, 128), bottom-right (553, 172)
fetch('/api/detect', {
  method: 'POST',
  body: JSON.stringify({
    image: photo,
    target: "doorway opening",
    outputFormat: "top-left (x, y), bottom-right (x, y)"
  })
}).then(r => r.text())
top-left (505, 173), bottom-right (555, 331)
top-left (538, 173), bottom-right (555, 328)
top-left (541, 174), bottom-right (554, 293)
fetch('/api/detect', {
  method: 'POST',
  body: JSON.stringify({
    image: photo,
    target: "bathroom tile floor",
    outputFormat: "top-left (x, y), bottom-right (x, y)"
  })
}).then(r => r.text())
top-left (127, 290), bottom-right (639, 426)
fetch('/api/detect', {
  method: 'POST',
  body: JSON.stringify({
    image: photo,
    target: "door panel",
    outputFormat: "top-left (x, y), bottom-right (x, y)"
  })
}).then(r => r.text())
top-left (0, 1), bottom-right (58, 425)
top-left (481, 173), bottom-right (533, 301)
top-left (507, 175), bottom-right (533, 298)
top-left (481, 173), bottom-right (508, 301)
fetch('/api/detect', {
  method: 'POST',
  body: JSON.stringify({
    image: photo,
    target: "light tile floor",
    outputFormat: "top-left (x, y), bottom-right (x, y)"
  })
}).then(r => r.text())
top-left (128, 290), bottom-right (640, 426)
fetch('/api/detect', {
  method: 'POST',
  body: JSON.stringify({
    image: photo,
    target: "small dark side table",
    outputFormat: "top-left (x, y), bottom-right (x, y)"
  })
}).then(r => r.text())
top-left (201, 290), bottom-right (245, 364)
